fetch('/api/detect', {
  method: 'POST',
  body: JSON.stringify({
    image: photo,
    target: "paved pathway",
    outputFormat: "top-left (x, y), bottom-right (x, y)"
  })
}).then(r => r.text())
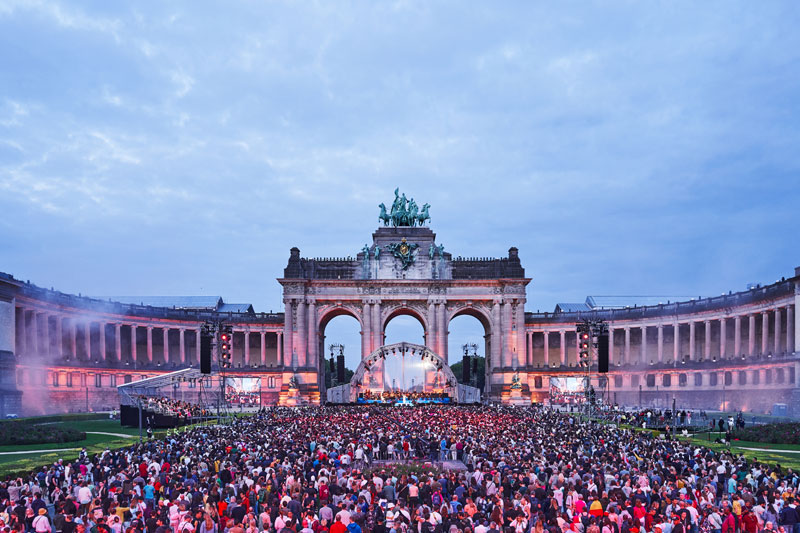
top-left (0, 447), bottom-right (80, 455)
top-left (738, 446), bottom-right (800, 454)
top-left (85, 431), bottom-right (137, 439)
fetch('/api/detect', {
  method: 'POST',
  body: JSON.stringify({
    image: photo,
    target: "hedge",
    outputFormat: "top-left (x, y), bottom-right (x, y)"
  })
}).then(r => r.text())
top-left (0, 421), bottom-right (86, 445)
top-left (732, 422), bottom-right (800, 445)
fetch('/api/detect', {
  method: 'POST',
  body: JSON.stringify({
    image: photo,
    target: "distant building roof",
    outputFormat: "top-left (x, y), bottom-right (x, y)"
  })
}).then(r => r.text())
top-left (585, 295), bottom-right (695, 309)
top-left (554, 303), bottom-right (591, 313)
top-left (99, 296), bottom-right (224, 310)
top-left (218, 303), bottom-right (255, 314)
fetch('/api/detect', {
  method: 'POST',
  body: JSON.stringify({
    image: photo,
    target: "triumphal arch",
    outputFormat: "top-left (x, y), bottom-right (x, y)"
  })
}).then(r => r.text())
top-left (278, 189), bottom-right (529, 404)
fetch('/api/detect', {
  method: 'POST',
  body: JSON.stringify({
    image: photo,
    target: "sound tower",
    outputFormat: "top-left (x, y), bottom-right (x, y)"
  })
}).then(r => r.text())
top-left (597, 334), bottom-right (609, 373)
top-left (462, 355), bottom-right (471, 383)
top-left (336, 354), bottom-right (345, 383)
top-left (200, 333), bottom-right (212, 374)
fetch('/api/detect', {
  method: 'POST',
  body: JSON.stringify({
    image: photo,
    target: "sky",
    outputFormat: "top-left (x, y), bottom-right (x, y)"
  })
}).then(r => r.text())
top-left (1, 1), bottom-right (799, 370)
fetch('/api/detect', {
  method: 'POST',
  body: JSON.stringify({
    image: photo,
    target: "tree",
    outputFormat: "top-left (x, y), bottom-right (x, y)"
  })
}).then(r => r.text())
top-left (324, 357), bottom-right (354, 388)
top-left (449, 356), bottom-right (485, 393)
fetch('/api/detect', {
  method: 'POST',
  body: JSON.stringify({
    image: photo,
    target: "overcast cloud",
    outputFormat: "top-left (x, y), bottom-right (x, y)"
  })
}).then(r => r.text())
top-left (1, 0), bottom-right (799, 329)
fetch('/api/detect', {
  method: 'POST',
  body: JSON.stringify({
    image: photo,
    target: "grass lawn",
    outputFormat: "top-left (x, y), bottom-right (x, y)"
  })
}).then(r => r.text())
top-left (0, 418), bottom-right (219, 479)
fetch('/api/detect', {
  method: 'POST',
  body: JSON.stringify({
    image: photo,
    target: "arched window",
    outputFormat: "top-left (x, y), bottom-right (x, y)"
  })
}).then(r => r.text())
top-left (662, 374), bottom-right (671, 387)
top-left (694, 373), bottom-right (702, 386)
top-left (724, 371), bottom-right (732, 386)
top-left (710, 372), bottom-right (718, 386)
top-left (646, 374), bottom-right (655, 387)
top-left (738, 371), bottom-right (747, 385)
top-left (678, 373), bottom-right (687, 387)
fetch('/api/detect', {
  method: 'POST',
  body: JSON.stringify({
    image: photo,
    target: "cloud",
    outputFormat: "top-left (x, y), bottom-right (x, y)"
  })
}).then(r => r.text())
top-left (0, 1), bottom-right (798, 314)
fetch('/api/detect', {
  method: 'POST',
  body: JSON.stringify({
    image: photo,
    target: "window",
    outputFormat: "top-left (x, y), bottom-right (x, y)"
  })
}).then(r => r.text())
top-left (267, 376), bottom-right (276, 389)
top-left (738, 371), bottom-right (747, 385)
top-left (662, 374), bottom-right (671, 387)
top-left (631, 375), bottom-right (640, 387)
top-left (751, 371), bottom-right (759, 385)
top-left (95, 374), bottom-right (102, 388)
top-left (109, 374), bottom-right (116, 387)
top-left (694, 373), bottom-right (702, 386)
top-left (534, 376), bottom-right (543, 389)
top-left (67, 373), bottom-right (73, 387)
top-left (124, 374), bottom-right (132, 384)
top-left (614, 375), bottom-right (623, 388)
top-left (52, 373), bottom-right (59, 387)
top-left (766, 369), bottom-right (773, 384)
top-left (776, 368), bottom-right (785, 384)
top-left (646, 374), bottom-right (655, 387)
top-left (679, 373), bottom-right (687, 387)
top-left (710, 373), bottom-right (718, 386)
top-left (724, 371), bottom-right (732, 386)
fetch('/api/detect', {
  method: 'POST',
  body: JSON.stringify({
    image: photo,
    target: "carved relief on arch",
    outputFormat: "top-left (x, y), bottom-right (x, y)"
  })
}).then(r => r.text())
top-left (447, 303), bottom-right (493, 331)
top-left (381, 302), bottom-right (429, 331)
top-left (316, 303), bottom-right (363, 330)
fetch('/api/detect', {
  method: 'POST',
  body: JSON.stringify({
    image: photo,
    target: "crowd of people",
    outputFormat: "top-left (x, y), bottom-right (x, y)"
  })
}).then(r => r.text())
top-left (358, 392), bottom-right (451, 404)
top-left (0, 404), bottom-right (797, 533)
top-left (137, 397), bottom-right (209, 420)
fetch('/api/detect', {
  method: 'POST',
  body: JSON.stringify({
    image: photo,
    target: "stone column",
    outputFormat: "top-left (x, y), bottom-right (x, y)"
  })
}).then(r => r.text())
top-left (673, 322), bottom-right (679, 363)
top-left (762, 311), bottom-right (769, 355)
top-left (361, 301), bottom-right (371, 359)
top-left (244, 331), bottom-right (251, 367)
top-left (657, 325), bottom-right (664, 363)
top-left (43, 314), bottom-right (51, 358)
top-left (720, 318), bottom-right (727, 359)
top-left (559, 330), bottom-right (566, 366)
top-left (574, 331), bottom-right (580, 366)
top-left (295, 300), bottom-right (307, 367)
top-left (734, 316), bottom-right (742, 357)
top-left (84, 322), bottom-right (91, 361)
top-left (543, 331), bottom-right (550, 366)
top-left (624, 327), bottom-right (631, 365)
top-left (775, 308), bottom-right (782, 354)
top-left (131, 325), bottom-right (137, 363)
top-left (689, 322), bottom-right (696, 361)
top-left (641, 326), bottom-right (647, 364)
top-left (436, 302), bottom-right (447, 360)
top-left (787, 305), bottom-right (795, 353)
top-left (426, 301), bottom-right (437, 351)
top-left (283, 300), bottom-right (293, 367)
top-left (526, 331), bottom-right (533, 367)
top-left (260, 331), bottom-right (266, 367)
top-left (99, 323), bottom-right (106, 362)
top-left (162, 327), bottom-right (169, 364)
top-left (503, 301), bottom-right (513, 367)
top-left (373, 301), bottom-right (382, 354)
top-left (115, 323), bottom-right (122, 362)
top-left (492, 301), bottom-right (502, 369)
top-left (704, 320), bottom-right (711, 360)
top-left (179, 328), bottom-right (186, 364)
top-left (195, 329), bottom-right (201, 364)
top-left (31, 313), bottom-right (40, 357)
top-left (748, 314), bottom-right (756, 356)
top-left (146, 326), bottom-right (153, 363)
top-left (607, 327), bottom-right (614, 365)
top-left (308, 300), bottom-right (317, 369)
top-left (55, 316), bottom-right (63, 358)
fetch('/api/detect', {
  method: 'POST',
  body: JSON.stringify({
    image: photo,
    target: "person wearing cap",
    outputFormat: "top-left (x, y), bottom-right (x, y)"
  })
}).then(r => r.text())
top-left (33, 508), bottom-right (52, 533)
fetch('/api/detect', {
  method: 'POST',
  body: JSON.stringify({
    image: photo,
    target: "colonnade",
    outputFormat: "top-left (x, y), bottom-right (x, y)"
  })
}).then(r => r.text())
top-left (13, 306), bottom-right (283, 368)
top-left (525, 304), bottom-right (796, 368)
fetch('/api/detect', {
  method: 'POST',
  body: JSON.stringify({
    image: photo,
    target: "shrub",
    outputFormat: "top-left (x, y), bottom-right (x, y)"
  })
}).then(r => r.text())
top-left (732, 422), bottom-right (800, 445)
top-left (0, 421), bottom-right (86, 445)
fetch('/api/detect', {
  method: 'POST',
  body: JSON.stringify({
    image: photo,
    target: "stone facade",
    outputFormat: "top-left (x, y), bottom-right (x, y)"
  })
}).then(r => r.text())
top-left (0, 223), bottom-right (798, 414)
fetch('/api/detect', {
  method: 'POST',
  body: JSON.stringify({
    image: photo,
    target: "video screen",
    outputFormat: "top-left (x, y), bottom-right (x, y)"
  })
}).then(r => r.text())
top-left (549, 377), bottom-right (587, 405)
top-left (224, 377), bottom-right (261, 406)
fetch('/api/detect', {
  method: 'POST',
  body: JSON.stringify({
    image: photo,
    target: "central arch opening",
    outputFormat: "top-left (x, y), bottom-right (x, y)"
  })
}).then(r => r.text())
top-left (383, 313), bottom-right (426, 391)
